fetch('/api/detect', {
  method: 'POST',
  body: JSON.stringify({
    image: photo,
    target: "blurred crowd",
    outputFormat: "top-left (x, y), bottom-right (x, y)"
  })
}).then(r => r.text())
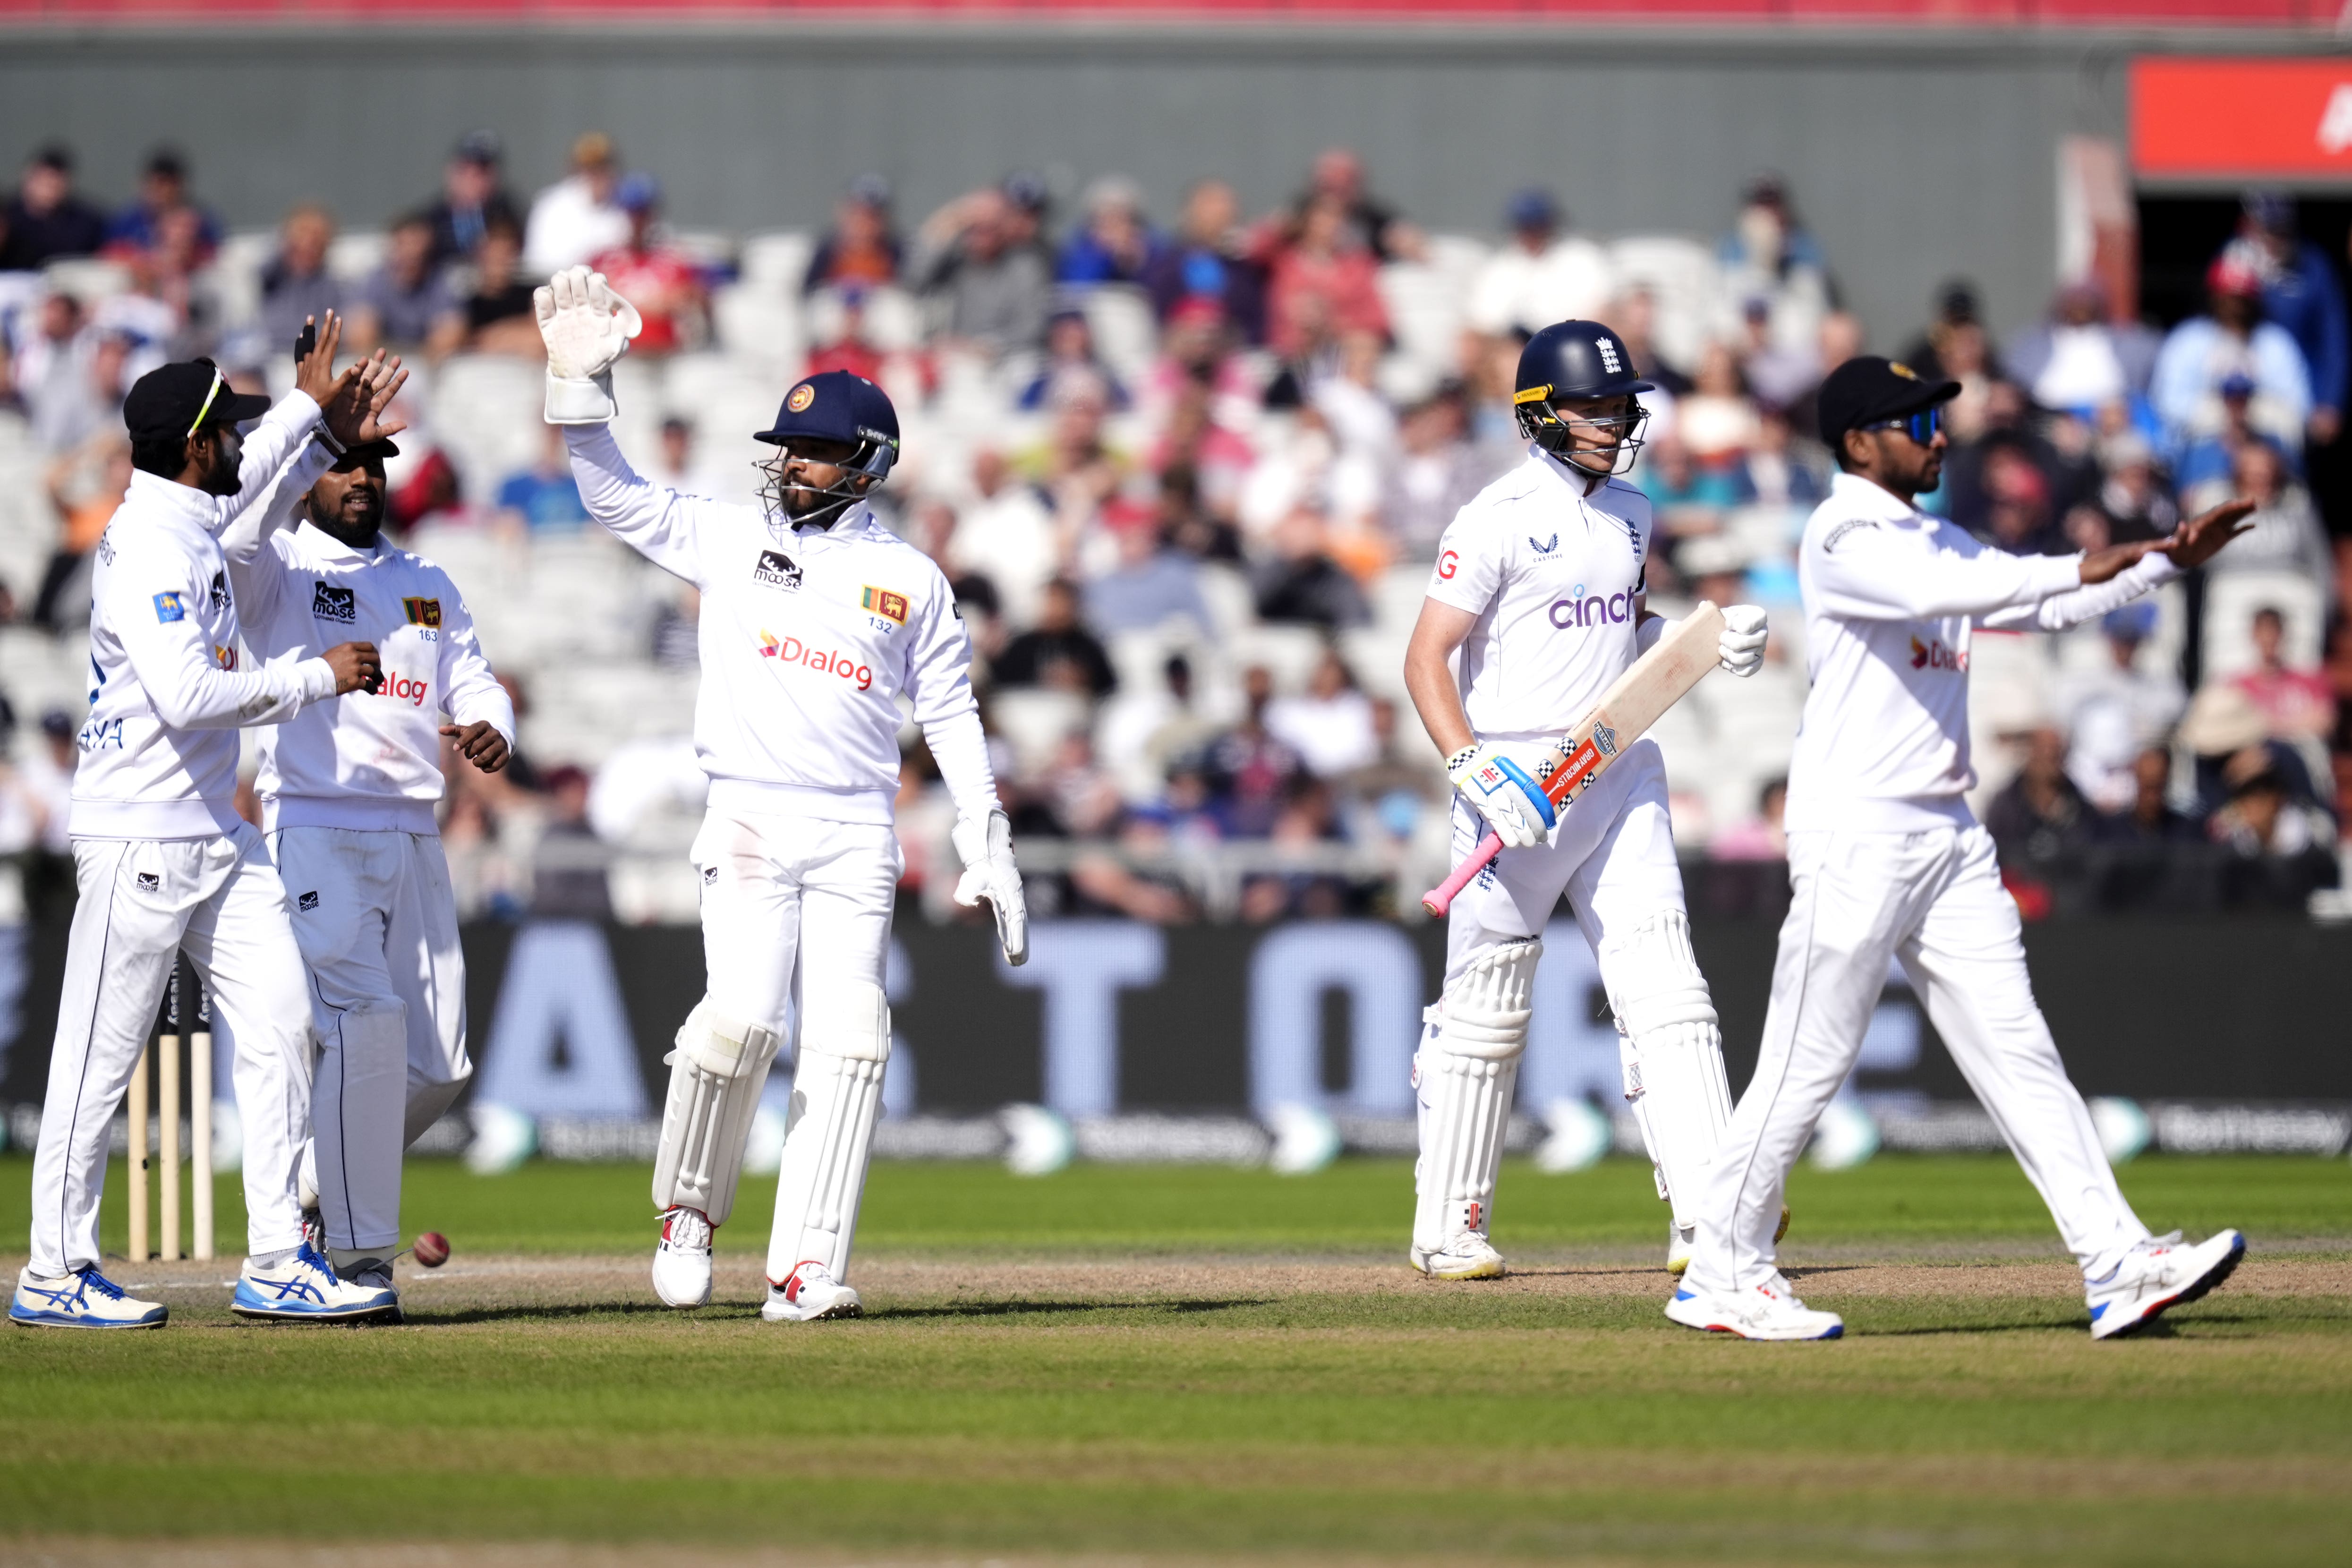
top-left (1, 132), bottom-right (2348, 931)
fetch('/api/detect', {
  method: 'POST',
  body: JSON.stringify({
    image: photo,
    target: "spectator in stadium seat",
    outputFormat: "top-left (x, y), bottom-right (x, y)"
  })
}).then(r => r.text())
top-left (2003, 280), bottom-right (2159, 417)
top-left (2061, 602), bottom-right (2185, 814)
top-left (1466, 188), bottom-right (1614, 341)
top-left (1082, 504), bottom-right (1211, 639)
top-left (101, 146), bottom-right (219, 263)
top-left (1383, 381), bottom-right (1488, 562)
top-left (31, 440), bottom-right (129, 630)
top-left (2104, 748), bottom-right (2201, 845)
top-left (2090, 429), bottom-right (2179, 544)
top-left (1201, 666), bottom-right (1304, 840)
top-left (1067, 810), bottom-right (1200, 923)
top-left (993, 579), bottom-right (1116, 699)
top-left (803, 174), bottom-right (901, 294)
top-left (495, 426), bottom-right (592, 532)
top-left (1265, 649), bottom-right (1378, 778)
top-left (912, 181), bottom-right (1052, 358)
top-left (1896, 280), bottom-right (1991, 389)
top-left (0, 144), bottom-right (107, 272)
top-left (1710, 777), bottom-right (1790, 862)
top-left (1238, 774), bottom-right (1356, 921)
top-left (2232, 606), bottom-right (2333, 746)
top-left (1142, 179), bottom-right (1267, 342)
top-left (2174, 373), bottom-right (2295, 493)
top-left (350, 213), bottom-right (456, 351)
top-left (429, 219), bottom-right (540, 359)
top-left (423, 130), bottom-right (520, 270)
top-left (256, 204), bottom-right (343, 362)
top-left (1057, 176), bottom-right (1165, 288)
top-left (951, 449), bottom-right (1060, 631)
top-left (523, 131), bottom-right (631, 277)
top-left (2182, 440), bottom-right (2331, 593)
top-left (529, 765), bottom-right (614, 921)
top-left (588, 175), bottom-right (706, 355)
top-left (2239, 192), bottom-right (2347, 447)
top-left (2208, 745), bottom-right (2335, 861)
top-left (1986, 726), bottom-right (2102, 868)
top-left (1018, 309), bottom-right (1126, 412)
top-left (1715, 174), bottom-right (1832, 366)
top-left (1265, 195), bottom-right (1389, 362)
top-left (1292, 147), bottom-right (1423, 265)
top-left (1609, 286), bottom-right (1692, 398)
top-left (2152, 247), bottom-right (2311, 457)
top-left (1253, 508), bottom-right (1370, 630)
top-left (1731, 402), bottom-right (1829, 512)
top-left (1736, 295), bottom-right (1823, 414)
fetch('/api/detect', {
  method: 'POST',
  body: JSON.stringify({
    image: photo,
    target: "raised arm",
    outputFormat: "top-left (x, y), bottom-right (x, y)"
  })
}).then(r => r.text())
top-left (107, 548), bottom-right (359, 730)
top-left (562, 423), bottom-right (716, 587)
top-left (1981, 498), bottom-right (2254, 633)
top-left (1808, 518), bottom-right (2089, 622)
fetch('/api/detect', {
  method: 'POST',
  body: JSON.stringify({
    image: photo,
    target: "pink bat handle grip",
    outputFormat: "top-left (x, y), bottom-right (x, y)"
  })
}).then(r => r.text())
top-left (1421, 827), bottom-right (1502, 917)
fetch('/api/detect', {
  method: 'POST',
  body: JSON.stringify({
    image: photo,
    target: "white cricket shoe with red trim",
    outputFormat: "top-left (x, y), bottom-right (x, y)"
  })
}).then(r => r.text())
top-left (762, 1261), bottom-right (861, 1322)
top-left (2087, 1229), bottom-right (2244, 1340)
top-left (651, 1206), bottom-right (714, 1309)
top-left (1665, 1271), bottom-right (1843, 1340)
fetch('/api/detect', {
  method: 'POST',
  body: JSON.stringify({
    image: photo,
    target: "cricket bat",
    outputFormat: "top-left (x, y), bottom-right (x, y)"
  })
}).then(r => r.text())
top-left (1422, 602), bottom-right (1726, 917)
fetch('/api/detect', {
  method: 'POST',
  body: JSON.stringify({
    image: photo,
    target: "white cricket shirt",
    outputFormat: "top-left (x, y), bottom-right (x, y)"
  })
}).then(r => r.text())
top-left (1425, 447), bottom-right (1653, 743)
top-left (231, 496), bottom-right (516, 834)
top-left (1785, 471), bottom-right (2177, 833)
top-left (72, 393), bottom-right (340, 840)
top-left (564, 423), bottom-right (1000, 825)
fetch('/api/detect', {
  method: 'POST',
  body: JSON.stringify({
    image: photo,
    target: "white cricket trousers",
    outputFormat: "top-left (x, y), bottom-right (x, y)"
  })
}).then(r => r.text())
top-left (273, 826), bottom-right (473, 1254)
top-left (1683, 824), bottom-right (2150, 1297)
top-left (30, 825), bottom-right (317, 1273)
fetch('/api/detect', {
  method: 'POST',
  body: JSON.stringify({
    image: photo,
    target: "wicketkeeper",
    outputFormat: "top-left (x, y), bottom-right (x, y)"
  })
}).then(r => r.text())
top-left (536, 267), bottom-right (1025, 1321)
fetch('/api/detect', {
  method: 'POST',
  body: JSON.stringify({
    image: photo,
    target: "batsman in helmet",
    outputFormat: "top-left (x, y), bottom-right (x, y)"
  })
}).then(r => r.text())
top-left (1402, 320), bottom-right (1775, 1280)
top-left (535, 266), bottom-right (1026, 1321)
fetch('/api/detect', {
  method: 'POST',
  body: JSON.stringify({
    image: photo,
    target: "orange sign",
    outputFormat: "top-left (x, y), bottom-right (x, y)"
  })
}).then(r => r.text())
top-left (2133, 58), bottom-right (2352, 179)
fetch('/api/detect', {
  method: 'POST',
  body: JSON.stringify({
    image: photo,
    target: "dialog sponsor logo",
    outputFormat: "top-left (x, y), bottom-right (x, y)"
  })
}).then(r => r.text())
top-left (1909, 635), bottom-right (1965, 672)
top-left (758, 630), bottom-right (874, 691)
top-left (372, 673), bottom-right (431, 707)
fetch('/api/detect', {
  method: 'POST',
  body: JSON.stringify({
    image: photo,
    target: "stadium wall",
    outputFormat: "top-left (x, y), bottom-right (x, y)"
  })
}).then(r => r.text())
top-left (0, 23), bottom-right (2328, 345)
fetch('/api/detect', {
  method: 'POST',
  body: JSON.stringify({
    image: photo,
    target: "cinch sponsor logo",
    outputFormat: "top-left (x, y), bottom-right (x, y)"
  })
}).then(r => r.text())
top-left (758, 630), bottom-right (874, 691)
top-left (369, 673), bottom-right (431, 707)
top-left (1549, 583), bottom-right (1635, 629)
top-left (1909, 635), bottom-right (1966, 673)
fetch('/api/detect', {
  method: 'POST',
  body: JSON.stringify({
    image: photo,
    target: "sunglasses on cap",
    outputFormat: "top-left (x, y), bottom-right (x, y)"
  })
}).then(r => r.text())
top-left (1864, 404), bottom-right (1943, 444)
top-left (187, 365), bottom-right (228, 438)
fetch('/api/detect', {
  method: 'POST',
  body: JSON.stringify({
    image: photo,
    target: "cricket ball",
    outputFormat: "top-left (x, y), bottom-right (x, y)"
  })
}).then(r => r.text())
top-left (412, 1231), bottom-right (451, 1269)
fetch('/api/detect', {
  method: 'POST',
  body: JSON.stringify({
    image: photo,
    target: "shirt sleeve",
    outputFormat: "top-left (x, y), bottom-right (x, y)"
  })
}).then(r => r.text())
top-left (107, 542), bottom-right (334, 730)
top-left (218, 433), bottom-right (335, 631)
top-left (433, 574), bottom-right (518, 743)
top-left (1979, 553), bottom-right (2180, 633)
top-left (563, 422), bottom-right (718, 589)
top-left (903, 567), bottom-right (1002, 820)
top-left (1425, 505), bottom-right (1508, 616)
top-left (1807, 517), bottom-right (2084, 622)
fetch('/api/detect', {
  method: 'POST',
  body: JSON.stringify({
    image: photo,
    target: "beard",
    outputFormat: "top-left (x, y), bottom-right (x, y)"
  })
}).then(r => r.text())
top-left (200, 438), bottom-right (244, 497)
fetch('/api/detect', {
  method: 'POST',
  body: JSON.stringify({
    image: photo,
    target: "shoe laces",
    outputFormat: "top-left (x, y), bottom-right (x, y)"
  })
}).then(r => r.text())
top-left (75, 1267), bottom-right (125, 1302)
top-left (662, 1207), bottom-right (714, 1250)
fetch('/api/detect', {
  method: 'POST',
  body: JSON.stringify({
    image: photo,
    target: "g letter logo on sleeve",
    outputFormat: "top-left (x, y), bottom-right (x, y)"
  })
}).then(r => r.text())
top-left (1437, 549), bottom-right (1459, 581)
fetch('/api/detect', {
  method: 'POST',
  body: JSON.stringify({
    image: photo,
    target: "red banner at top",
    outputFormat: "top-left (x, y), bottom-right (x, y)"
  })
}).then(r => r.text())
top-left (2134, 58), bottom-right (2352, 181)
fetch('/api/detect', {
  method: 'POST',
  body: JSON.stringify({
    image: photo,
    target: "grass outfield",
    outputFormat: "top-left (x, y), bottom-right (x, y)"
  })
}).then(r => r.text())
top-left (1, 1153), bottom-right (2348, 1565)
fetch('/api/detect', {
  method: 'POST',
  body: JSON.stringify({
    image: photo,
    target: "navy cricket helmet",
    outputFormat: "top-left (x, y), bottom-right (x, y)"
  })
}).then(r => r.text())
top-left (1513, 319), bottom-right (1653, 478)
top-left (753, 369), bottom-right (901, 529)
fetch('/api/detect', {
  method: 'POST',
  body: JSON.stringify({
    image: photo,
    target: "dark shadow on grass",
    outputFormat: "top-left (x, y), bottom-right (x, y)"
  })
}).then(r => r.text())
top-left (880, 1297), bottom-right (1276, 1319)
top-left (409, 1300), bottom-right (695, 1325)
top-left (1862, 1318), bottom-right (2085, 1337)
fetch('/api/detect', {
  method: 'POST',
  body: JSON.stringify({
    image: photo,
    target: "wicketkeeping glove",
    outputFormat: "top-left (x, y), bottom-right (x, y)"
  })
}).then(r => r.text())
top-left (953, 809), bottom-right (1029, 966)
top-left (1446, 741), bottom-right (1556, 851)
top-left (1718, 604), bottom-right (1769, 678)
top-left (535, 265), bottom-right (643, 425)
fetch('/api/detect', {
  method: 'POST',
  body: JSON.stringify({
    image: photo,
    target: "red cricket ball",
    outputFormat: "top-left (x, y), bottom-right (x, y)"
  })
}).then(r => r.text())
top-left (412, 1231), bottom-right (451, 1269)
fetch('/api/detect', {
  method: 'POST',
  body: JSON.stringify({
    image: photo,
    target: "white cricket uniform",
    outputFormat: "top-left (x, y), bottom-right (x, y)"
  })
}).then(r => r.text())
top-left (565, 423), bottom-right (1002, 1283)
top-left (1424, 449), bottom-right (1684, 988)
top-left (29, 392), bottom-right (344, 1275)
top-left (224, 471), bottom-right (516, 1257)
top-left (1684, 471), bottom-right (2175, 1297)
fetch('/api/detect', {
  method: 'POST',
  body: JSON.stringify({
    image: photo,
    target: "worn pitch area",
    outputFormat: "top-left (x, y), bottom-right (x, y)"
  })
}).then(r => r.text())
top-left (3, 1155), bottom-right (2348, 1566)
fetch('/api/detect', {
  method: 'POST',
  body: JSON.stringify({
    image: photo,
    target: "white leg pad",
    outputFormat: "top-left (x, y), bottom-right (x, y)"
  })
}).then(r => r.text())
top-left (1414, 938), bottom-right (1539, 1254)
top-left (766, 979), bottom-right (891, 1287)
top-left (652, 1000), bottom-right (783, 1227)
top-left (1609, 912), bottom-right (1734, 1231)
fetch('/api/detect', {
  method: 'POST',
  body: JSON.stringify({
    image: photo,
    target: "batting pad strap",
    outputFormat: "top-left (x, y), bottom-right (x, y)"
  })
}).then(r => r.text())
top-left (1433, 938), bottom-right (1541, 1059)
top-left (671, 1001), bottom-right (779, 1079)
top-left (1607, 912), bottom-right (1719, 1036)
top-left (798, 979), bottom-right (890, 1064)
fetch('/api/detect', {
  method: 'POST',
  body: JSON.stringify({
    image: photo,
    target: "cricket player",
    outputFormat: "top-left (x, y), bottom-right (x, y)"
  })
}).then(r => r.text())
top-left (1670, 357), bottom-right (2252, 1341)
top-left (11, 348), bottom-right (400, 1328)
top-left (219, 316), bottom-right (515, 1311)
top-left (536, 267), bottom-right (1026, 1321)
top-left (1403, 320), bottom-right (1771, 1280)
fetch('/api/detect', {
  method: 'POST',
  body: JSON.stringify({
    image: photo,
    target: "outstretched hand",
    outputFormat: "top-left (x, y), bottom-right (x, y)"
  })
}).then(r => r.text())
top-left (294, 311), bottom-right (359, 411)
top-left (323, 349), bottom-right (409, 450)
top-left (2157, 498), bottom-right (2257, 572)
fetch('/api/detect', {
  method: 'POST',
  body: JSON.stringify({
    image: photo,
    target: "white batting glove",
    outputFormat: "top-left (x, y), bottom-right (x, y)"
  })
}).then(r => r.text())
top-left (1446, 742), bottom-right (1555, 850)
top-left (953, 809), bottom-right (1029, 966)
top-left (535, 265), bottom-right (643, 425)
top-left (1719, 605), bottom-right (1768, 678)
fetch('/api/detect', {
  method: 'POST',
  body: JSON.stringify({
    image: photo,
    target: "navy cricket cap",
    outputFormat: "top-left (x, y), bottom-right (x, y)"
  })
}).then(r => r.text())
top-left (124, 358), bottom-right (271, 443)
top-left (754, 369), bottom-right (900, 477)
top-left (1816, 356), bottom-right (1960, 446)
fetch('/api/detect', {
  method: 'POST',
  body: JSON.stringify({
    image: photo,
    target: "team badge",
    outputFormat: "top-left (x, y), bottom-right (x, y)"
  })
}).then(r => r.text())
top-left (1591, 723), bottom-right (1619, 758)
top-left (753, 550), bottom-right (803, 590)
top-left (312, 582), bottom-right (357, 623)
top-left (153, 592), bottom-right (186, 623)
top-left (786, 383), bottom-right (816, 413)
top-left (403, 597), bottom-right (443, 629)
top-left (207, 570), bottom-right (230, 610)
top-left (1528, 533), bottom-right (1559, 555)
top-left (298, 891), bottom-right (319, 912)
top-left (136, 872), bottom-right (161, 892)
top-left (861, 585), bottom-right (909, 625)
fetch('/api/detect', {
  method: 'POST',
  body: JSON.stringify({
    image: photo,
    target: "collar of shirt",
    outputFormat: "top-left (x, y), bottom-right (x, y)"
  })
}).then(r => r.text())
top-left (126, 468), bottom-right (220, 530)
top-left (295, 518), bottom-right (384, 565)
top-left (1827, 469), bottom-right (1926, 524)
top-left (784, 499), bottom-right (882, 545)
